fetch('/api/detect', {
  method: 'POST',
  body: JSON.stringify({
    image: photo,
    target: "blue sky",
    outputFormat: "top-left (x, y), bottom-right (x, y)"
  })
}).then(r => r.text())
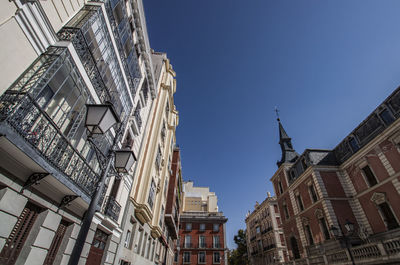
top-left (143, 0), bottom-right (400, 249)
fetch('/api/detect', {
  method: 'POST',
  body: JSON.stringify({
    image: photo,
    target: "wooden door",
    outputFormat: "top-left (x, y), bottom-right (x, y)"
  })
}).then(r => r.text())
top-left (86, 229), bottom-right (109, 265)
top-left (0, 202), bottom-right (41, 265)
top-left (43, 220), bottom-right (69, 265)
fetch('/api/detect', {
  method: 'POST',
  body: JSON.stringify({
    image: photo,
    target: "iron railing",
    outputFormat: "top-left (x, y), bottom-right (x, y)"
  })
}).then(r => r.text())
top-left (0, 47), bottom-right (103, 197)
top-left (103, 196), bottom-right (121, 222)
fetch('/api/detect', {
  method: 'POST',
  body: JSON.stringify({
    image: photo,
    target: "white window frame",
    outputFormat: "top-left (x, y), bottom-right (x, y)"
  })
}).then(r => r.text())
top-left (198, 251), bottom-right (206, 264)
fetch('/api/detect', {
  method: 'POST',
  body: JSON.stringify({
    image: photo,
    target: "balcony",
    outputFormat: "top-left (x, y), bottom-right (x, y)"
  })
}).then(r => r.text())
top-left (165, 213), bottom-right (178, 239)
top-left (102, 196), bottom-right (121, 222)
top-left (0, 47), bottom-right (102, 202)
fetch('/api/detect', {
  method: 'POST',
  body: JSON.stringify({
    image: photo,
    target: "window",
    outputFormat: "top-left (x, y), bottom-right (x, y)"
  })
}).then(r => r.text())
top-left (184, 235), bottom-right (191, 248)
top-left (155, 146), bottom-right (162, 170)
top-left (213, 223), bottom-right (219, 232)
top-left (185, 223), bottom-right (192, 231)
top-left (147, 179), bottom-right (156, 209)
top-left (256, 226), bottom-right (260, 234)
top-left (141, 233), bottom-right (147, 256)
top-left (213, 236), bottom-right (220, 248)
top-left (183, 252), bottom-right (191, 263)
top-left (166, 100), bottom-right (170, 117)
top-left (44, 220), bottom-right (69, 265)
top-left (124, 230), bottom-right (131, 248)
top-left (198, 251), bottom-right (206, 264)
top-left (199, 235), bottom-right (206, 248)
top-left (199, 223), bottom-right (206, 232)
top-left (309, 184), bottom-right (318, 203)
top-left (136, 227), bottom-right (143, 254)
top-left (296, 194), bottom-right (304, 211)
top-left (146, 237), bottom-right (151, 259)
top-left (174, 252), bottom-right (178, 263)
top-left (361, 165), bottom-right (378, 187)
top-left (349, 137), bottom-right (359, 152)
top-left (213, 252), bottom-right (221, 264)
top-left (159, 206), bottom-right (164, 228)
top-left (379, 109), bottom-right (394, 125)
top-left (278, 180), bottom-right (283, 194)
top-left (161, 121), bottom-right (166, 144)
top-left (378, 202), bottom-right (399, 230)
top-left (283, 203), bottom-right (289, 220)
top-left (304, 225), bottom-right (314, 245)
top-left (319, 217), bottom-right (330, 240)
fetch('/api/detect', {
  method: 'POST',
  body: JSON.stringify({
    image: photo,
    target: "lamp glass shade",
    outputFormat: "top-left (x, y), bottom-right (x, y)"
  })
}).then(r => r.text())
top-left (115, 150), bottom-right (136, 173)
top-left (85, 104), bottom-right (119, 134)
top-left (344, 220), bottom-right (354, 233)
top-left (330, 225), bottom-right (339, 237)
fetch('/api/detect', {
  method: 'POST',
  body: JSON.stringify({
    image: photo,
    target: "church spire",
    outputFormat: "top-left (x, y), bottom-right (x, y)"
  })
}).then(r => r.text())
top-left (275, 109), bottom-right (299, 167)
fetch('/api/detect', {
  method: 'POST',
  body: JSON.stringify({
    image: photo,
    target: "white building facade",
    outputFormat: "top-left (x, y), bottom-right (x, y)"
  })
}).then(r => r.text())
top-left (0, 0), bottom-right (158, 264)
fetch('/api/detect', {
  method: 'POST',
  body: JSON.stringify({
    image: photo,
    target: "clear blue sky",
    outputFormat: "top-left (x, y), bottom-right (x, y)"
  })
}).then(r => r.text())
top-left (143, 0), bottom-right (400, 249)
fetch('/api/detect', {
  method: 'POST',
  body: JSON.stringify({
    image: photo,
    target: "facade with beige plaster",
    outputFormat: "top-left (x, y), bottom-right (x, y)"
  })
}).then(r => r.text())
top-left (245, 195), bottom-right (287, 265)
top-left (117, 53), bottom-right (180, 265)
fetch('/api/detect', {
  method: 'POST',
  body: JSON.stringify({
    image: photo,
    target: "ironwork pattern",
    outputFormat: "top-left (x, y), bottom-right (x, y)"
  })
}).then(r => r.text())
top-left (103, 195), bottom-right (121, 221)
top-left (104, 0), bottom-right (141, 92)
top-left (0, 47), bottom-right (104, 196)
top-left (57, 5), bottom-right (132, 119)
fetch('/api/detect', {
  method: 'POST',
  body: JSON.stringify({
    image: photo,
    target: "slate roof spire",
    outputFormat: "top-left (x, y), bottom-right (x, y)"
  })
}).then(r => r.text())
top-left (276, 117), bottom-right (299, 167)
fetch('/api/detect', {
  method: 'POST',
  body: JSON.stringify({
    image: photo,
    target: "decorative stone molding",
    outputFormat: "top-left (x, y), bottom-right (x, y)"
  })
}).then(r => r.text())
top-left (302, 217), bottom-right (310, 225)
top-left (315, 209), bottom-right (324, 219)
top-left (370, 192), bottom-right (386, 205)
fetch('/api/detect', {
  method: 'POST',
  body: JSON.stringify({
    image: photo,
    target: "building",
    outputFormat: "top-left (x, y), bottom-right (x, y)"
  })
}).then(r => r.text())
top-left (177, 181), bottom-right (228, 265)
top-left (165, 147), bottom-right (184, 260)
top-left (271, 86), bottom-right (400, 265)
top-left (245, 194), bottom-right (287, 265)
top-left (116, 52), bottom-right (179, 265)
top-left (0, 0), bottom-right (159, 264)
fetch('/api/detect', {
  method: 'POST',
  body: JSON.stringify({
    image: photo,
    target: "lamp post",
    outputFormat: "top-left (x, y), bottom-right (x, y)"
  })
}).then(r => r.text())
top-left (68, 103), bottom-right (135, 265)
top-left (330, 219), bottom-right (356, 265)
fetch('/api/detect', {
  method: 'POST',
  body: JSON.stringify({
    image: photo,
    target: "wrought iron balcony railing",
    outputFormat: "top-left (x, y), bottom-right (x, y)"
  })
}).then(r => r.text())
top-left (0, 47), bottom-right (102, 197)
top-left (103, 196), bottom-right (121, 222)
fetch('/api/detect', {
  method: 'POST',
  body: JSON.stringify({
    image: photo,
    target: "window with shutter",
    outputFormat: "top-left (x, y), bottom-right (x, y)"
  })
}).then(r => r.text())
top-left (43, 220), bottom-right (69, 265)
top-left (0, 202), bottom-right (42, 265)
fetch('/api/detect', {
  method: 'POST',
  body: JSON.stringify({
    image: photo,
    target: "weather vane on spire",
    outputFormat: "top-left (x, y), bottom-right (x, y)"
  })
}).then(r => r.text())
top-left (274, 106), bottom-right (280, 121)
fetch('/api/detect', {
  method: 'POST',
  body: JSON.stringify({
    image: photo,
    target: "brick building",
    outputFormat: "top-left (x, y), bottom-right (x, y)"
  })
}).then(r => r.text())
top-left (271, 86), bottom-right (400, 264)
top-left (245, 194), bottom-right (287, 265)
top-left (176, 182), bottom-right (228, 265)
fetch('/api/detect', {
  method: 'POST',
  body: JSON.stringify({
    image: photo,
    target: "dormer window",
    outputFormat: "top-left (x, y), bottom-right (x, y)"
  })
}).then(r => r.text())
top-left (348, 136), bottom-right (359, 152)
top-left (379, 108), bottom-right (394, 126)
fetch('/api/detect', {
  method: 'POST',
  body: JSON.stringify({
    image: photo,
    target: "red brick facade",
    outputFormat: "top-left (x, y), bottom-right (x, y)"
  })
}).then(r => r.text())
top-left (176, 214), bottom-right (227, 265)
top-left (270, 87), bottom-right (400, 264)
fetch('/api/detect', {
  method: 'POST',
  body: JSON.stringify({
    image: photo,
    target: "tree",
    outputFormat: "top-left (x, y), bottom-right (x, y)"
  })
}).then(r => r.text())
top-left (228, 229), bottom-right (248, 265)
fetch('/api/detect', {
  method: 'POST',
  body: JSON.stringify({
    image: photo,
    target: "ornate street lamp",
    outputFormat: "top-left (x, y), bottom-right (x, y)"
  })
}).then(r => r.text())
top-left (69, 102), bottom-right (129, 265)
top-left (114, 149), bottom-right (136, 173)
top-left (330, 221), bottom-right (356, 265)
top-left (85, 103), bottom-right (120, 134)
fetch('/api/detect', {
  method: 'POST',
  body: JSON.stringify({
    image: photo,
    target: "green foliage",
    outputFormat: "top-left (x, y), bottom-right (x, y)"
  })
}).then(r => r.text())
top-left (228, 229), bottom-right (248, 265)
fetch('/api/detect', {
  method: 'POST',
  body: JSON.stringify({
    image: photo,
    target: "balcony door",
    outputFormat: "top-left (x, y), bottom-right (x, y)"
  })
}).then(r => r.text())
top-left (86, 229), bottom-right (109, 265)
